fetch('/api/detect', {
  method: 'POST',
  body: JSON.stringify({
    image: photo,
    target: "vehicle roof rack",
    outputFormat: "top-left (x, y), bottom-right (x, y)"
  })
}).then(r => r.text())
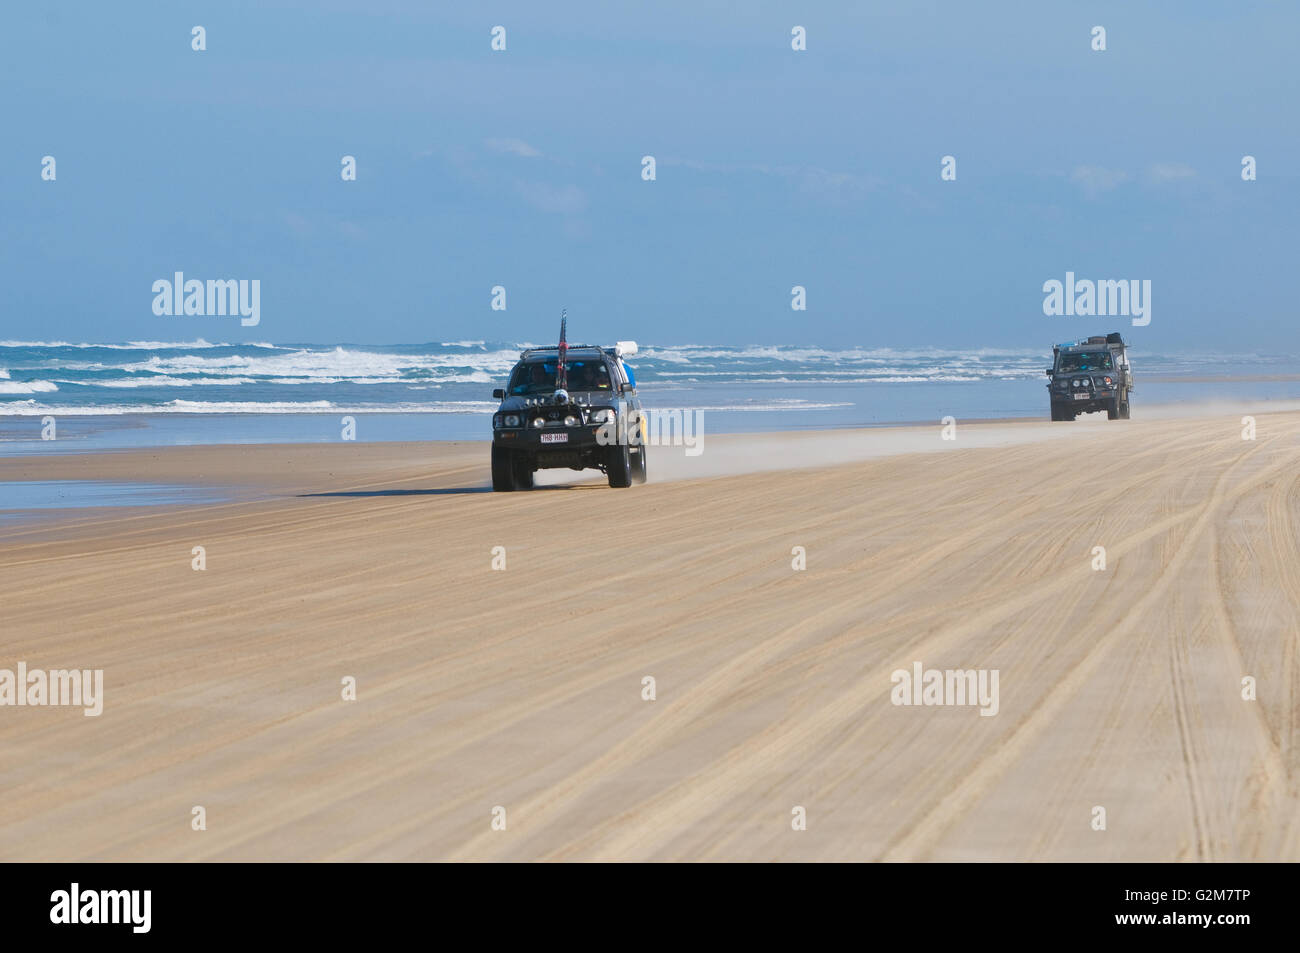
top-left (519, 344), bottom-right (598, 359)
top-left (519, 342), bottom-right (637, 359)
top-left (1056, 333), bottom-right (1125, 349)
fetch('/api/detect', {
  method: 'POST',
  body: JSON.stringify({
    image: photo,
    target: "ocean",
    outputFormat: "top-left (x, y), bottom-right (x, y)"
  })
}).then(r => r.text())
top-left (2, 340), bottom-right (1298, 452)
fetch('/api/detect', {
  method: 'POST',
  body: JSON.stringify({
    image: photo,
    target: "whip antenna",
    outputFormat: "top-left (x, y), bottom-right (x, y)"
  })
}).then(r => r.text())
top-left (556, 309), bottom-right (568, 393)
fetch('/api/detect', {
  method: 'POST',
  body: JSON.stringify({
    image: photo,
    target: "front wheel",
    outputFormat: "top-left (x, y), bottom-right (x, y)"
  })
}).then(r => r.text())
top-left (1118, 399), bottom-right (1131, 419)
top-left (1106, 398), bottom-right (1120, 420)
top-left (512, 453), bottom-right (534, 489)
top-left (607, 442), bottom-right (632, 488)
top-left (630, 446), bottom-right (647, 484)
top-left (1050, 401), bottom-right (1074, 422)
top-left (491, 445), bottom-right (516, 491)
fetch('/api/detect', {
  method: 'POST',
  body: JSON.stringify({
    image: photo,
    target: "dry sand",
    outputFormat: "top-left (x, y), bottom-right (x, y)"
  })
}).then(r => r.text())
top-left (1, 411), bottom-right (1298, 861)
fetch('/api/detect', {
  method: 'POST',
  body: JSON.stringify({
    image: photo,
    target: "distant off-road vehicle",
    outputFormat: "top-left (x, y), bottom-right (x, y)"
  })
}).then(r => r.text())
top-left (1046, 332), bottom-right (1133, 421)
top-left (490, 335), bottom-right (646, 491)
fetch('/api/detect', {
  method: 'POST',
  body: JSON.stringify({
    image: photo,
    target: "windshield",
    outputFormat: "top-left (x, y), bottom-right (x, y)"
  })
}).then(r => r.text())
top-left (1057, 350), bottom-right (1114, 372)
top-left (508, 359), bottom-right (613, 395)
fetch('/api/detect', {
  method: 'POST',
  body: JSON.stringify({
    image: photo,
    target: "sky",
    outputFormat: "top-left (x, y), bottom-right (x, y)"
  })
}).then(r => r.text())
top-left (1, 1), bottom-right (1296, 351)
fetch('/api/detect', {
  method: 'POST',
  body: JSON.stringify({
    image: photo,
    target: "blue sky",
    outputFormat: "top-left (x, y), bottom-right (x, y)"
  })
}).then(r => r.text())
top-left (2, 1), bottom-right (1296, 350)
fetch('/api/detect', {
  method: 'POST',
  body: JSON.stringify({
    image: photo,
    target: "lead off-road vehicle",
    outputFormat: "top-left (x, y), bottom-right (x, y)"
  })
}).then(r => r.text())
top-left (1046, 332), bottom-right (1134, 421)
top-left (490, 326), bottom-right (646, 491)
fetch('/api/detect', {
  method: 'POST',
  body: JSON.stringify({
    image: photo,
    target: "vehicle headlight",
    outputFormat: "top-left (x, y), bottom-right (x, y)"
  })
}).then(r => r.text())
top-left (503, 414), bottom-right (520, 428)
top-left (1102, 377), bottom-right (1113, 387)
top-left (588, 408), bottom-right (614, 424)
top-left (531, 417), bottom-right (544, 429)
top-left (564, 415), bottom-right (578, 427)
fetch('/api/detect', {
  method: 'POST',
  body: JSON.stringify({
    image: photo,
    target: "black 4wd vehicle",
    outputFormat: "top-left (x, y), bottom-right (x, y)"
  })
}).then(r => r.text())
top-left (491, 339), bottom-right (646, 491)
top-left (1046, 332), bottom-right (1134, 421)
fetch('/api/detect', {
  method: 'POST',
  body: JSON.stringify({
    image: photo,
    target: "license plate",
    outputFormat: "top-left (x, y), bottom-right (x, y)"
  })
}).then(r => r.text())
top-left (540, 433), bottom-right (568, 444)
top-left (1073, 393), bottom-right (1089, 400)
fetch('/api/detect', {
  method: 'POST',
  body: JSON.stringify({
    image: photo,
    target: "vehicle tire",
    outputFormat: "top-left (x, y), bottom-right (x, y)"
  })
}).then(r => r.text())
top-left (1050, 401), bottom-right (1070, 422)
top-left (512, 453), bottom-right (534, 490)
top-left (607, 441), bottom-right (632, 488)
top-left (1106, 398), bottom-right (1120, 420)
top-left (630, 446), bottom-right (647, 484)
top-left (491, 445), bottom-right (516, 492)
top-left (1119, 399), bottom-right (1131, 419)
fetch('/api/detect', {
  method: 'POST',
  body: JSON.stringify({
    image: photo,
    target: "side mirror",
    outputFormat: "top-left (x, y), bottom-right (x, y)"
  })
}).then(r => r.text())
top-left (492, 388), bottom-right (505, 399)
top-left (621, 382), bottom-right (635, 394)
top-left (1045, 368), bottom-right (1053, 377)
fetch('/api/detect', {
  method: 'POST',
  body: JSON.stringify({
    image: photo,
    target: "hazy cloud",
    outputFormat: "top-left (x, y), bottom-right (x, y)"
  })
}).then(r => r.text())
top-left (514, 181), bottom-right (587, 215)
top-left (662, 157), bottom-right (880, 200)
top-left (1148, 162), bottom-right (1196, 182)
top-left (1069, 165), bottom-right (1130, 196)
top-left (486, 138), bottom-right (542, 158)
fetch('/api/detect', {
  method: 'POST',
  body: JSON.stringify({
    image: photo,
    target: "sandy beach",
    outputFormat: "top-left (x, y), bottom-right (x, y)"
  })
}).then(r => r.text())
top-left (1, 410), bottom-right (1298, 861)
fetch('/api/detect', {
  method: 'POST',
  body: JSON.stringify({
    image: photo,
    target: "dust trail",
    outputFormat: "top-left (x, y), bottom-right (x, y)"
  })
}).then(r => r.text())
top-left (537, 401), bottom-right (1300, 487)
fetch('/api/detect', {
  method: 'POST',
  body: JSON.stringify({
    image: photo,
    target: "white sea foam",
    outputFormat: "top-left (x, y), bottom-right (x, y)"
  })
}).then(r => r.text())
top-left (0, 399), bottom-right (497, 415)
top-left (0, 339), bottom-right (272, 350)
top-left (638, 344), bottom-right (1050, 363)
top-left (2, 343), bottom-right (1294, 427)
top-left (0, 380), bottom-right (58, 394)
top-left (54, 376), bottom-right (257, 388)
top-left (114, 346), bottom-right (517, 381)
